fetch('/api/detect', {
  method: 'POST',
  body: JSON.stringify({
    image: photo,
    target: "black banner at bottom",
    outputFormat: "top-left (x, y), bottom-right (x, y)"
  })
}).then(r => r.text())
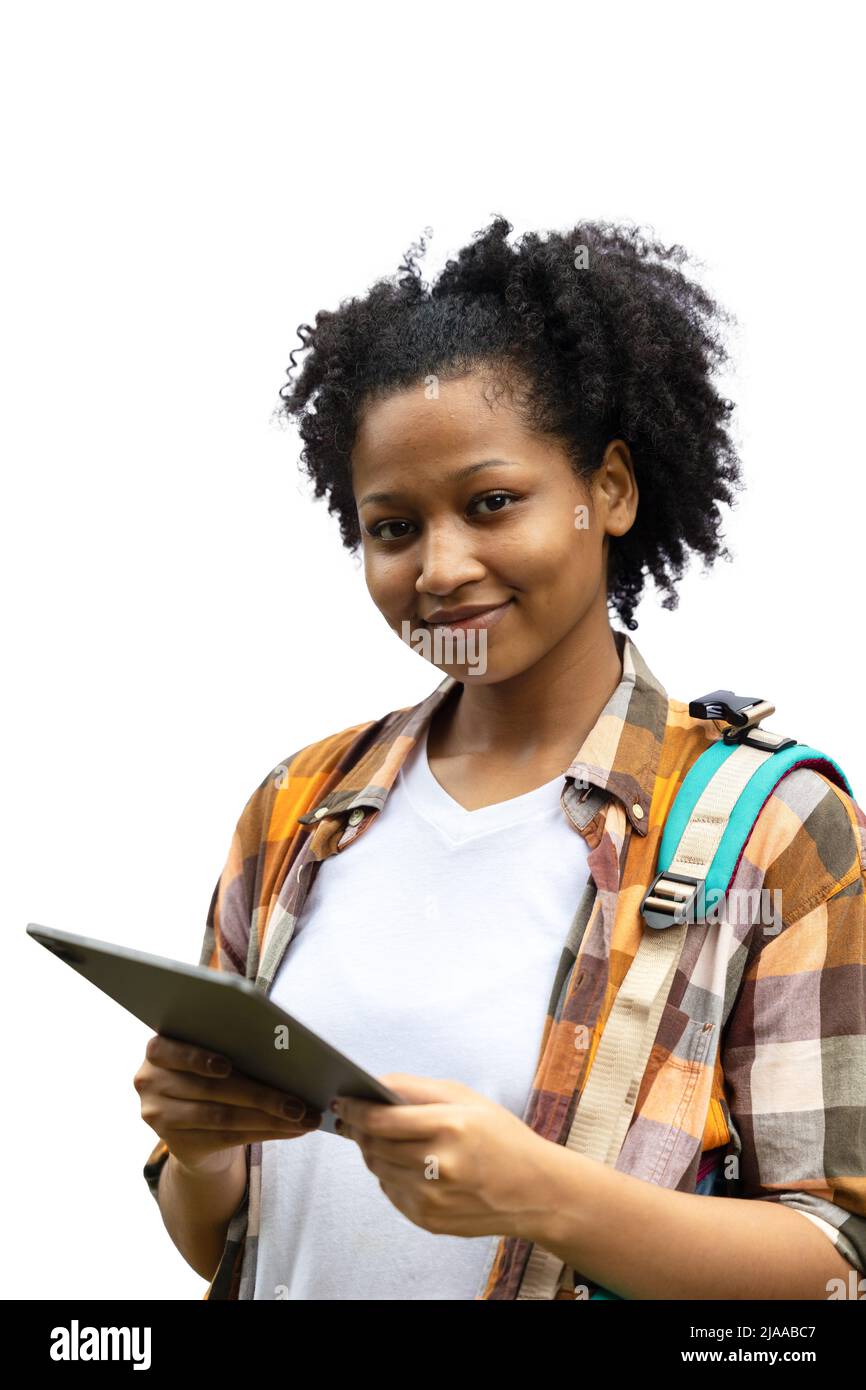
top-left (1, 1295), bottom-right (862, 1374)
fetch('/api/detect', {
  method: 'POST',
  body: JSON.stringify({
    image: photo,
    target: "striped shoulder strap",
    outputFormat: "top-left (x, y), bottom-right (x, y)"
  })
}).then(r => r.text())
top-left (515, 689), bottom-right (854, 1301)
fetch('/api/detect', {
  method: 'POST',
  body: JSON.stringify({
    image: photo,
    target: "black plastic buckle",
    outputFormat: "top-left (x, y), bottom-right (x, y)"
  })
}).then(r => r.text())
top-left (689, 690), bottom-right (763, 726)
top-left (640, 871), bottom-right (704, 930)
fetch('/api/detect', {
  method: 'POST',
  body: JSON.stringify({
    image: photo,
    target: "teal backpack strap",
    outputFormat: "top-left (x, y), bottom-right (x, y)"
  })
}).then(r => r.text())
top-left (640, 689), bottom-right (855, 929)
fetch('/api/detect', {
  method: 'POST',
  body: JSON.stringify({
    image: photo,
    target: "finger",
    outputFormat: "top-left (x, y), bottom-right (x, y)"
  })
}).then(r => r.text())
top-left (156, 1069), bottom-right (317, 1123)
top-left (376, 1074), bottom-right (471, 1103)
top-left (157, 1097), bottom-right (321, 1133)
top-left (338, 1135), bottom-right (413, 1188)
top-left (142, 1046), bottom-right (316, 1122)
top-left (365, 1155), bottom-right (419, 1188)
top-left (171, 1126), bottom-right (321, 1147)
top-left (352, 1135), bottom-right (439, 1172)
top-left (337, 1097), bottom-right (450, 1139)
top-left (145, 1033), bottom-right (234, 1078)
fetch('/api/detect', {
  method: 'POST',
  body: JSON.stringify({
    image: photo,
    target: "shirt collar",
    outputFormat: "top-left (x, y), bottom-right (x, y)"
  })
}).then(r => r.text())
top-left (298, 629), bottom-right (669, 838)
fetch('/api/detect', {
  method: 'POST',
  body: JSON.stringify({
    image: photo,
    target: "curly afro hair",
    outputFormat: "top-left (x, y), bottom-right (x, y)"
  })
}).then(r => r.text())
top-left (274, 215), bottom-right (743, 631)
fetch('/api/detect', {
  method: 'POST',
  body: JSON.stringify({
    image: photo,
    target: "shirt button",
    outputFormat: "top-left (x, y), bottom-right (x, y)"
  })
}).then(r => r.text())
top-left (632, 803), bottom-right (644, 820)
top-left (347, 808), bottom-right (365, 826)
top-left (313, 806), bottom-right (329, 819)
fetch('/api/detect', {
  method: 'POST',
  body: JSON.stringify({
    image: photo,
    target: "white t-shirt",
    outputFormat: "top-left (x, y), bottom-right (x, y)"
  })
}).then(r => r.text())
top-left (252, 728), bottom-right (591, 1299)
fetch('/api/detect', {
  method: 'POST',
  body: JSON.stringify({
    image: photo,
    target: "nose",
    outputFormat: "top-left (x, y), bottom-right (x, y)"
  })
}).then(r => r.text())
top-left (414, 521), bottom-right (486, 599)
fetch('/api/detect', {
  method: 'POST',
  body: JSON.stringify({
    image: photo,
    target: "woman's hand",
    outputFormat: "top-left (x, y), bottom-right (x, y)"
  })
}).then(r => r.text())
top-left (332, 1073), bottom-right (555, 1240)
top-left (134, 1033), bottom-right (323, 1174)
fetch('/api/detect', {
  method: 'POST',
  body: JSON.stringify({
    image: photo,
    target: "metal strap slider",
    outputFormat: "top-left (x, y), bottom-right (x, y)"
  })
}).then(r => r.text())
top-left (640, 871), bottom-right (704, 929)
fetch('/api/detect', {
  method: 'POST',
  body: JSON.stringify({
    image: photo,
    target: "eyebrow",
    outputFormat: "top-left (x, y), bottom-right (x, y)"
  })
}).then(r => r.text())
top-left (358, 458), bottom-right (521, 508)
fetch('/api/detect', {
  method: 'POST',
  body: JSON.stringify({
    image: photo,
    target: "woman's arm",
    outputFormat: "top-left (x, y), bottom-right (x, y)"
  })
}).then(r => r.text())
top-left (156, 1146), bottom-right (248, 1283)
top-left (524, 1144), bottom-right (859, 1300)
top-left (522, 792), bottom-right (866, 1301)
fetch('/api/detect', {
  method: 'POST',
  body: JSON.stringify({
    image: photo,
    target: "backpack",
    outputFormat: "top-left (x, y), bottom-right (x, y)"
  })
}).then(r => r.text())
top-left (518, 689), bottom-right (856, 1300)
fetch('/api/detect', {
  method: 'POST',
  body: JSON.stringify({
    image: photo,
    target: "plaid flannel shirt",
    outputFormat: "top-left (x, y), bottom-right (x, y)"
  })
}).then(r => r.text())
top-left (143, 630), bottom-right (866, 1298)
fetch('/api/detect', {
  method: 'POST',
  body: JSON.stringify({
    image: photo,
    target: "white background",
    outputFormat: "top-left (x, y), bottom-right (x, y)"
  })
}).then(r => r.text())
top-left (3, 1), bottom-right (863, 1299)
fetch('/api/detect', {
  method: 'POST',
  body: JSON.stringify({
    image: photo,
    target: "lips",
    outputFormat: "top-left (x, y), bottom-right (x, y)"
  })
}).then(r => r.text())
top-left (424, 599), bottom-right (514, 633)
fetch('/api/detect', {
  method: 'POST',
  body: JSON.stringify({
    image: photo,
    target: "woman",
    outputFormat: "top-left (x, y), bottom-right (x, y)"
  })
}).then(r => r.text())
top-left (137, 217), bottom-right (866, 1300)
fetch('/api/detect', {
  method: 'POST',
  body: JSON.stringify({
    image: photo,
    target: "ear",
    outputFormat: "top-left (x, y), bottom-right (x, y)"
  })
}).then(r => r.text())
top-left (596, 439), bottom-right (638, 538)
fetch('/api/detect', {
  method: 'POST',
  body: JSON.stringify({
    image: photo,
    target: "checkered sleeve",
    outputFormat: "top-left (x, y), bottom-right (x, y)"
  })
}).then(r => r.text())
top-left (720, 772), bottom-right (866, 1279)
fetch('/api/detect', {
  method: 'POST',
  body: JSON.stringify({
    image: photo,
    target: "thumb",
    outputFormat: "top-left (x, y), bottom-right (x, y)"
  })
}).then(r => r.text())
top-left (377, 1072), bottom-right (470, 1104)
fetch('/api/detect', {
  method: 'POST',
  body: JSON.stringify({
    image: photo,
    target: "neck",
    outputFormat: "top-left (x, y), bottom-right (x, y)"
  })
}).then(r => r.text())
top-left (437, 609), bottom-right (625, 764)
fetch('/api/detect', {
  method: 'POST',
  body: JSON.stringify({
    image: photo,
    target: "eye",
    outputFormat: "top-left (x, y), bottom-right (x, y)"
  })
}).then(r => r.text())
top-left (470, 490), bottom-right (518, 516)
top-left (368, 519), bottom-right (415, 542)
top-left (366, 491), bottom-right (520, 543)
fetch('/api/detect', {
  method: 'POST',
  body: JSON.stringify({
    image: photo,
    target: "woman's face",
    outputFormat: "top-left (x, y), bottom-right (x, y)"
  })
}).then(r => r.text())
top-left (350, 367), bottom-right (636, 683)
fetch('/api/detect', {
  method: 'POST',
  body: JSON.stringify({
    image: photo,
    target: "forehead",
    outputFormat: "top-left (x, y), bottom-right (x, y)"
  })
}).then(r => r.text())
top-left (351, 371), bottom-right (543, 484)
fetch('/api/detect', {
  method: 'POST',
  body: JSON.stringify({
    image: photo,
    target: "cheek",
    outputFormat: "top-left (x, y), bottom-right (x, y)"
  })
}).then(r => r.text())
top-left (511, 528), bottom-right (601, 627)
top-left (513, 518), bottom-right (598, 586)
top-left (364, 553), bottom-right (416, 613)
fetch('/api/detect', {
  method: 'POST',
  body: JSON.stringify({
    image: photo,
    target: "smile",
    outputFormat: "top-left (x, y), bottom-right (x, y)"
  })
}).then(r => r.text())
top-left (425, 599), bottom-right (514, 634)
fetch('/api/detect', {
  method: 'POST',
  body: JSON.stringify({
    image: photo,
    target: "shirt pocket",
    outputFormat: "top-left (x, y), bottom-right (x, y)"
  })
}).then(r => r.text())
top-left (642, 1000), bottom-right (717, 1073)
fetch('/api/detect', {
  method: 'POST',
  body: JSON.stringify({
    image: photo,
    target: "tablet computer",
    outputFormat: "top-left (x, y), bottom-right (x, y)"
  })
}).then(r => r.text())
top-left (26, 922), bottom-right (405, 1134)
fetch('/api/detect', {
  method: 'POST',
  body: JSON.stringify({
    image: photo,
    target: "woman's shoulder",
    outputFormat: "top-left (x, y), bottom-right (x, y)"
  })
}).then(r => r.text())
top-left (234, 700), bottom-right (417, 842)
top-left (272, 714), bottom-right (382, 784)
top-left (750, 758), bottom-right (865, 932)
